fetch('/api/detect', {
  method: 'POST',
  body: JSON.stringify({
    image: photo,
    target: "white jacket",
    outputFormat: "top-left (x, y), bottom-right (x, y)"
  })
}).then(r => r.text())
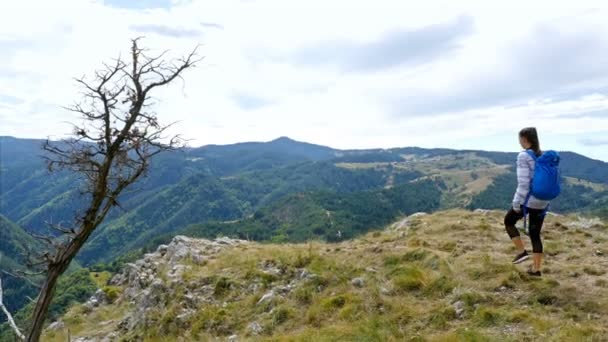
top-left (512, 151), bottom-right (550, 210)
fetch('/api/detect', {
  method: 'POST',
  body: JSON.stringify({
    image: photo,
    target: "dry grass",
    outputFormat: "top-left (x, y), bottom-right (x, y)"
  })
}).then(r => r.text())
top-left (43, 210), bottom-right (608, 341)
top-left (564, 176), bottom-right (607, 192)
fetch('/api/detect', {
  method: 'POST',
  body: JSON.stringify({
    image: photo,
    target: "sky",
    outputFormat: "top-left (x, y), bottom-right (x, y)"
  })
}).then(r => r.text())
top-left (1, 1), bottom-right (608, 161)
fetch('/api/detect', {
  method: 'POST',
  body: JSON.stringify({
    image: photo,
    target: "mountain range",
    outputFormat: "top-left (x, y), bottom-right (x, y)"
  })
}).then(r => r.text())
top-left (1, 135), bottom-right (608, 333)
top-left (2, 135), bottom-right (607, 268)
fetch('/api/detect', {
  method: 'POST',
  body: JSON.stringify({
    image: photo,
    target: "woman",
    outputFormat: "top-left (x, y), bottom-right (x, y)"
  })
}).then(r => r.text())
top-left (504, 127), bottom-right (549, 277)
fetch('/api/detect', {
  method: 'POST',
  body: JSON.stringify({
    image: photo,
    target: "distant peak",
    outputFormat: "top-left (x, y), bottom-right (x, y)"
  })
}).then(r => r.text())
top-left (270, 136), bottom-right (297, 143)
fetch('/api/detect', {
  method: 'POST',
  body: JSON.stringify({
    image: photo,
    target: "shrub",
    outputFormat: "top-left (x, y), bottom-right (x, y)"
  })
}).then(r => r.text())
top-left (102, 286), bottom-right (121, 303)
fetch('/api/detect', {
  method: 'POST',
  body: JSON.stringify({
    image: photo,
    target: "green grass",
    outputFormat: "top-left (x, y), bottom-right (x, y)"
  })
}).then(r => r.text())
top-left (39, 210), bottom-right (608, 341)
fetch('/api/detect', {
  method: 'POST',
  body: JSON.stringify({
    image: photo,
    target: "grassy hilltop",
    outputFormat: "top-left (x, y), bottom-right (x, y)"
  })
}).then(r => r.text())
top-left (38, 210), bottom-right (608, 342)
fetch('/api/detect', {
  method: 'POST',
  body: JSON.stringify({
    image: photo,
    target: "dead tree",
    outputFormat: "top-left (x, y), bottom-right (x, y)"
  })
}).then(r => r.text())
top-left (0, 38), bottom-right (201, 341)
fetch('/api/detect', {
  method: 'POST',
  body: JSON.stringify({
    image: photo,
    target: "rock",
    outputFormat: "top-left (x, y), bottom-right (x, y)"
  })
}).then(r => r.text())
top-left (248, 283), bottom-right (261, 293)
top-left (257, 291), bottom-right (275, 305)
top-left (391, 212), bottom-right (428, 231)
top-left (501, 325), bottom-right (518, 335)
top-left (453, 300), bottom-right (465, 318)
top-left (165, 236), bottom-right (196, 263)
top-left (275, 285), bottom-right (293, 294)
top-left (259, 260), bottom-right (283, 276)
top-left (248, 322), bottom-right (263, 335)
top-left (171, 264), bottom-right (186, 275)
top-left (48, 320), bottom-right (64, 330)
top-left (409, 212), bottom-right (427, 218)
top-left (92, 288), bottom-right (107, 304)
top-left (139, 279), bottom-right (167, 309)
top-left (216, 237), bottom-right (236, 245)
top-left (568, 217), bottom-right (604, 229)
top-left (157, 244), bottom-right (169, 256)
top-left (170, 247), bottom-right (190, 263)
top-left (351, 277), bottom-right (365, 288)
top-left (176, 309), bottom-right (195, 328)
top-left (81, 302), bottom-right (94, 314)
top-left (380, 287), bottom-right (392, 295)
top-left (68, 234), bottom-right (253, 338)
top-left (172, 235), bottom-right (192, 244)
top-left (117, 316), bottom-right (131, 332)
top-left (108, 273), bottom-right (126, 286)
top-left (299, 269), bottom-right (310, 279)
top-left (183, 293), bottom-right (201, 308)
top-left (474, 209), bottom-right (490, 215)
top-left (123, 263), bottom-right (142, 286)
top-left (191, 253), bottom-right (207, 265)
top-left (100, 332), bottom-right (119, 342)
top-left (568, 271), bottom-right (580, 278)
top-left (392, 217), bottom-right (411, 231)
top-left (85, 298), bottom-right (99, 309)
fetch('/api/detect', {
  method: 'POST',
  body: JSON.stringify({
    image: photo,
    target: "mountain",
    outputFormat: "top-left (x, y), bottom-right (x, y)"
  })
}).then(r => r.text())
top-left (133, 179), bottom-right (442, 256)
top-left (0, 217), bottom-right (101, 335)
top-left (36, 210), bottom-right (608, 341)
top-left (2, 136), bottom-right (608, 267)
top-left (0, 215), bottom-right (40, 315)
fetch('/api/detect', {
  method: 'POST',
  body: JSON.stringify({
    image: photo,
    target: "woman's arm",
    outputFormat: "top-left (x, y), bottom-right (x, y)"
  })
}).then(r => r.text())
top-left (512, 152), bottom-right (532, 211)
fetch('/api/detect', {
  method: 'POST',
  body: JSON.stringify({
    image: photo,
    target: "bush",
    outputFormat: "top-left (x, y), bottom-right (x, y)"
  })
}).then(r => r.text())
top-left (323, 295), bottom-right (347, 310)
top-left (102, 286), bottom-right (121, 303)
top-left (473, 306), bottom-right (504, 327)
top-left (424, 276), bottom-right (456, 297)
top-left (294, 287), bottom-right (313, 305)
top-left (214, 277), bottom-right (233, 297)
top-left (392, 266), bottom-right (427, 293)
top-left (271, 306), bottom-right (292, 325)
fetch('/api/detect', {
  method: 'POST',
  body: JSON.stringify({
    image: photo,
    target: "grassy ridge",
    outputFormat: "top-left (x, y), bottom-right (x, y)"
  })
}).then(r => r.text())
top-left (43, 210), bottom-right (608, 341)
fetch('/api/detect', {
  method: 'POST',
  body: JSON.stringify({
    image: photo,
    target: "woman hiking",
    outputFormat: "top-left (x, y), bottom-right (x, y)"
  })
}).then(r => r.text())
top-left (504, 127), bottom-right (551, 277)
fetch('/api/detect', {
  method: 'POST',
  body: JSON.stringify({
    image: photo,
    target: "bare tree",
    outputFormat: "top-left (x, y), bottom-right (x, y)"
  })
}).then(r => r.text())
top-left (0, 261), bottom-right (25, 341)
top-left (0, 38), bottom-right (201, 341)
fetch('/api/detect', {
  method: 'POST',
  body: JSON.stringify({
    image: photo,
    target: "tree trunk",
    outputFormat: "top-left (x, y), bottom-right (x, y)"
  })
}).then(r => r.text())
top-left (25, 266), bottom-right (62, 342)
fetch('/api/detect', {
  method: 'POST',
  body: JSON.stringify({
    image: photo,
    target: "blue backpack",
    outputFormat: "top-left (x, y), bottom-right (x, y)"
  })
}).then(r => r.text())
top-left (522, 150), bottom-right (560, 230)
top-left (525, 149), bottom-right (561, 201)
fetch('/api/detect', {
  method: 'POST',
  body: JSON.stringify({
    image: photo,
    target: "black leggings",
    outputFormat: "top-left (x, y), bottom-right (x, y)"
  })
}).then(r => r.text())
top-left (504, 206), bottom-right (546, 253)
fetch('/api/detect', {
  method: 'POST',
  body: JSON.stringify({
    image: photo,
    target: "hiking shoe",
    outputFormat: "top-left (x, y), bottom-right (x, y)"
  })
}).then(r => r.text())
top-left (512, 251), bottom-right (530, 264)
top-left (527, 269), bottom-right (542, 277)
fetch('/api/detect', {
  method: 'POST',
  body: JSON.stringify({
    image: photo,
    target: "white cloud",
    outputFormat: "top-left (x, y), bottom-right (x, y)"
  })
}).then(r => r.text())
top-left (0, 0), bottom-right (608, 161)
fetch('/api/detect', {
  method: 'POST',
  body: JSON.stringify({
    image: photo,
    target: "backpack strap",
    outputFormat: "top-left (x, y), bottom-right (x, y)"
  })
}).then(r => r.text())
top-left (523, 200), bottom-right (550, 231)
top-left (523, 193), bottom-right (531, 230)
top-left (525, 149), bottom-right (538, 161)
top-left (522, 149), bottom-right (536, 230)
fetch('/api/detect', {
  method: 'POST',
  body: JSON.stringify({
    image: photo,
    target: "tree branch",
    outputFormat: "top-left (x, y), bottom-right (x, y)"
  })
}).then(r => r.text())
top-left (24, 38), bottom-right (199, 341)
top-left (0, 270), bottom-right (43, 289)
top-left (0, 277), bottom-right (26, 341)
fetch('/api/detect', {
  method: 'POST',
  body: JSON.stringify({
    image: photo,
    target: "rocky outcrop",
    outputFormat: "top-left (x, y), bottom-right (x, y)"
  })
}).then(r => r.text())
top-left (567, 217), bottom-right (605, 230)
top-left (112, 236), bottom-right (249, 332)
top-left (67, 234), bottom-right (323, 341)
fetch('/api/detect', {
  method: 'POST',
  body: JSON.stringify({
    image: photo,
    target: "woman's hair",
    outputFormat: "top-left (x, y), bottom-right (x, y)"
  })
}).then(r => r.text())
top-left (519, 127), bottom-right (541, 155)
